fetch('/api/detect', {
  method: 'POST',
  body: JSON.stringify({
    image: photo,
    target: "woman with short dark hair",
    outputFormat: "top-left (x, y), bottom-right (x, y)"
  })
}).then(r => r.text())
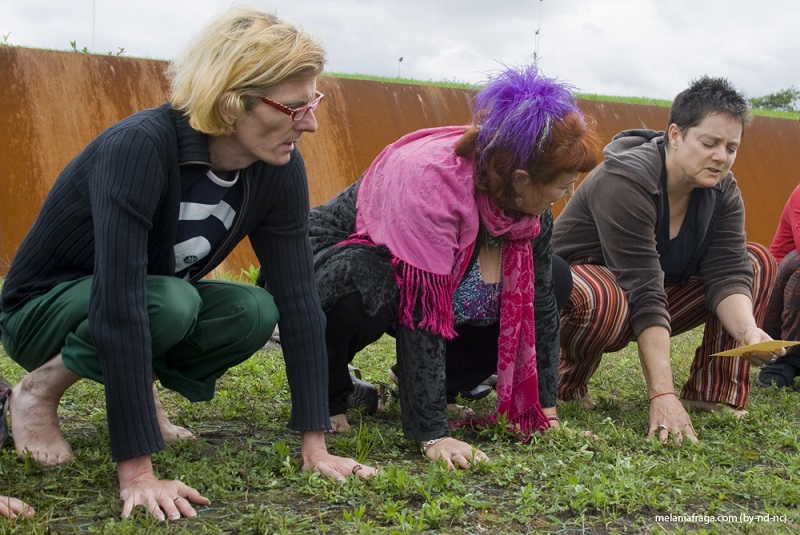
top-left (553, 76), bottom-right (780, 443)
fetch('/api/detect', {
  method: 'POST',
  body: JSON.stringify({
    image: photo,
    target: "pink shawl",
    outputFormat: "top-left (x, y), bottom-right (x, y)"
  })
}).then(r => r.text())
top-left (353, 126), bottom-right (548, 435)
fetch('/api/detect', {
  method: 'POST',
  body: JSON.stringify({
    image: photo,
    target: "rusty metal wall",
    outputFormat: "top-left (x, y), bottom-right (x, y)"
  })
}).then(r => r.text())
top-left (0, 47), bottom-right (170, 274)
top-left (2, 47), bottom-right (799, 278)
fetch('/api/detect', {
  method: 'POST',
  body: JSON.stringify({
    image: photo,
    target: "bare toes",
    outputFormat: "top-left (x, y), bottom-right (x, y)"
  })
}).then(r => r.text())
top-left (329, 414), bottom-right (350, 433)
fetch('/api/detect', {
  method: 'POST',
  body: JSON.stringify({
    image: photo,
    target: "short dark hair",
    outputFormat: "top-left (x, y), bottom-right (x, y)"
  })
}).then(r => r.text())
top-left (666, 76), bottom-right (752, 139)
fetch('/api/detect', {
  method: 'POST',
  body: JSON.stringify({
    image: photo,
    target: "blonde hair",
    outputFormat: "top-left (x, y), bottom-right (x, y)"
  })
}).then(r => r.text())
top-left (167, 5), bottom-right (326, 136)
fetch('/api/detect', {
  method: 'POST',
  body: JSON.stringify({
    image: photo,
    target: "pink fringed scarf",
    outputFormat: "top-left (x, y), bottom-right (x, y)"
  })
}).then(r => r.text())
top-left (477, 194), bottom-right (549, 437)
top-left (350, 126), bottom-right (548, 436)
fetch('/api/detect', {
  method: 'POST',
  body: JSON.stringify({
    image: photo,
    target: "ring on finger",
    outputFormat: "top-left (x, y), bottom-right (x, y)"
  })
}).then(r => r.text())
top-left (657, 424), bottom-right (668, 431)
top-left (352, 464), bottom-right (363, 475)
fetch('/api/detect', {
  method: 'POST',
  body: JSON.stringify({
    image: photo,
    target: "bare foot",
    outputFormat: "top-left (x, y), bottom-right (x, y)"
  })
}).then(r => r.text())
top-left (0, 495), bottom-right (35, 519)
top-left (10, 380), bottom-right (72, 466)
top-left (558, 394), bottom-right (596, 409)
top-left (329, 413), bottom-right (351, 433)
top-left (578, 394), bottom-right (596, 410)
top-left (546, 424), bottom-right (601, 440)
top-left (152, 385), bottom-right (194, 442)
top-left (681, 398), bottom-right (748, 419)
top-left (447, 403), bottom-right (475, 419)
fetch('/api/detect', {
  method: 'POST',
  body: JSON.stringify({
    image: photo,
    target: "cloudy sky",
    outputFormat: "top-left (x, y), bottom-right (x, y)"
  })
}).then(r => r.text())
top-left (2, 0), bottom-right (797, 101)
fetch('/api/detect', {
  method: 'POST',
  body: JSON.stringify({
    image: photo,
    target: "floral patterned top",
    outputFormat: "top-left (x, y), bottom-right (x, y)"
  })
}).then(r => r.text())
top-left (452, 259), bottom-right (502, 327)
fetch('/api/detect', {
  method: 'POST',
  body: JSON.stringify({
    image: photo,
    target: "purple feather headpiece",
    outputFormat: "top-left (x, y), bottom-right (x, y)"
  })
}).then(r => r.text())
top-left (474, 64), bottom-right (580, 170)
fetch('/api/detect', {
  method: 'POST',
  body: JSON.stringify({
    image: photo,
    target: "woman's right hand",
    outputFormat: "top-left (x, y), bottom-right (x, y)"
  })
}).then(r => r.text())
top-left (648, 394), bottom-right (698, 444)
top-left (423, 437), bottom-right (489, 469)
top-left (118, 455), bottom-right (210, 521)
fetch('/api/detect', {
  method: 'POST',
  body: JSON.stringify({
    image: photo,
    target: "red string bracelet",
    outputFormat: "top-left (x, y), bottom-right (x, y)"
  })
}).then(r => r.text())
top-left (649, 391), bottom-right (676, 402)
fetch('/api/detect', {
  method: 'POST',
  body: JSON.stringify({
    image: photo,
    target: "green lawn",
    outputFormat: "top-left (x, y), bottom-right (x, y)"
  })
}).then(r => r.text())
top-left (325, 72), bottom-right (800, 121)
top-left (2, 318), bottom-right (799, 534)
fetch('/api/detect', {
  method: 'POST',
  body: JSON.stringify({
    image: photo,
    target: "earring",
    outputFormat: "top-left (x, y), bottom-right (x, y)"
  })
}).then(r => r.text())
top-left (515, 197), bottom-right (523, 207)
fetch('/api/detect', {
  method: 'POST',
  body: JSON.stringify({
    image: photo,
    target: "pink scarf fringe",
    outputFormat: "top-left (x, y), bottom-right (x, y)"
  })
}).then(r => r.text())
top-left (336, 234), bottom-right (459, 339)
top-left (392, 257), bottom-right (458, 339)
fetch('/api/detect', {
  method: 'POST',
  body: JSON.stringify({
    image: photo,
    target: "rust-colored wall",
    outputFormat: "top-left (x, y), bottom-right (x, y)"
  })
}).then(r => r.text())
top-left (2, 47), bottom-right (799, 278)
top-left (0, 47), bottom-right (170, 273)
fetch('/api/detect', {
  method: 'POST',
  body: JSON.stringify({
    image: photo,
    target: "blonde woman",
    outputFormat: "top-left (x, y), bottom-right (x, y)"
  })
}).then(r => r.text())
top-left (0, 6), bottom-right (374, 521)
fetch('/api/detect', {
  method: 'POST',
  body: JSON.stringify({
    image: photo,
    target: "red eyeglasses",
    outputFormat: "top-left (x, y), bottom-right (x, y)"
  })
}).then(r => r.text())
top-left (260, 91), bottom-right (325, 122)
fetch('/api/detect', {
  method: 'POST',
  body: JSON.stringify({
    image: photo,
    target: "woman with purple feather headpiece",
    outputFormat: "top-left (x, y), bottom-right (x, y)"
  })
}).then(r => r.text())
top-left (309, 64), bottom-right (601, 467)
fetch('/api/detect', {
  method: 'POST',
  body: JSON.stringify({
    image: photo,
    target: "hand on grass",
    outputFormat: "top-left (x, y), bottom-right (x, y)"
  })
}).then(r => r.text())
top-left (424, 437), bottom-right (489, 470)
top-left (303, 451), bottom-right (378, 481)
top-left (648, 394), bottom-right (698, 444)
top-left (118, 455), bottom-right (210, 521)
top-left (0, 495), bottom-right (34, 519)
top-left (300, 430), bottom-right (378, 481)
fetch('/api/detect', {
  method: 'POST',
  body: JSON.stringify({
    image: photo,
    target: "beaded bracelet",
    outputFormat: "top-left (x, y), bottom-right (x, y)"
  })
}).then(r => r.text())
top-left (649, 391), bottom-right (676, 402)
top-left (420, 437), bottom-right (447, 454)
top-left (546, 416), bottom-right (560, 421)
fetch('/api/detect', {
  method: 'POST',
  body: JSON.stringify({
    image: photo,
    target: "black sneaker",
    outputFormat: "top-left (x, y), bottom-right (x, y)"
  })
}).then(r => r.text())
top-left (459, 383), bottom-right (493, 401)
top-left (459, 374), bottom-right (497, 401)
top-left (756, 354), bottom-right (800, 388)
top-left (347, 374), bottom-right (379, 414)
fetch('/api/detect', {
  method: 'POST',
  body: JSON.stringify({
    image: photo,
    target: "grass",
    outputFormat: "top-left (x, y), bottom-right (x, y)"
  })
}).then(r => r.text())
top-left (324, 73), bottom-right (800, 121)
top-left (2, 300), bottom-right (799, 533)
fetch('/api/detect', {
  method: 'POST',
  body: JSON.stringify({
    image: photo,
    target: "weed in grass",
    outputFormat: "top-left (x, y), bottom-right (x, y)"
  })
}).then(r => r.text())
top-left (341, 503), bottom-right (374, 533)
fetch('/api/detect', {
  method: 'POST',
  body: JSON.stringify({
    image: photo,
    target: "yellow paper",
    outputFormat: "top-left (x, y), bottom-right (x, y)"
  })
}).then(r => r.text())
top-left (711, 340), bottom-right (800, 357)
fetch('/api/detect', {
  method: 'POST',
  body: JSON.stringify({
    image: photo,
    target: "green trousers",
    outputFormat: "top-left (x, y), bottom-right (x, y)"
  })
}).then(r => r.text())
top-left (0, 276), bottom-right (279, 401)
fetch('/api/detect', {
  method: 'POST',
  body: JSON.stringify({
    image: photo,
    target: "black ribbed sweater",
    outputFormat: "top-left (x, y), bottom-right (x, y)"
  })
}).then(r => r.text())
top-left (1, 103), bottom-right (330, 461)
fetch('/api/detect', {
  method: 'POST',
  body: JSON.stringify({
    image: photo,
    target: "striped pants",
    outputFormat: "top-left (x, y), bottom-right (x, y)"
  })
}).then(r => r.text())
top-left (558, 243), bottom-right (775, 408)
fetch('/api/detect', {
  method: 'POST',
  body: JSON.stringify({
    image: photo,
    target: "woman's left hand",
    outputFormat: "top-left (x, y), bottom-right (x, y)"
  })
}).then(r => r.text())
top-left (542, 407), bottom-right (560, 429)
top-left (303, 452), bottom-right (378, 481)
top-left (300, 430), bottom-right (377, 481)
top-left (424, 437), bottom-right (489, 469)
top-left (739, 326), bottom-right (786, 367)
